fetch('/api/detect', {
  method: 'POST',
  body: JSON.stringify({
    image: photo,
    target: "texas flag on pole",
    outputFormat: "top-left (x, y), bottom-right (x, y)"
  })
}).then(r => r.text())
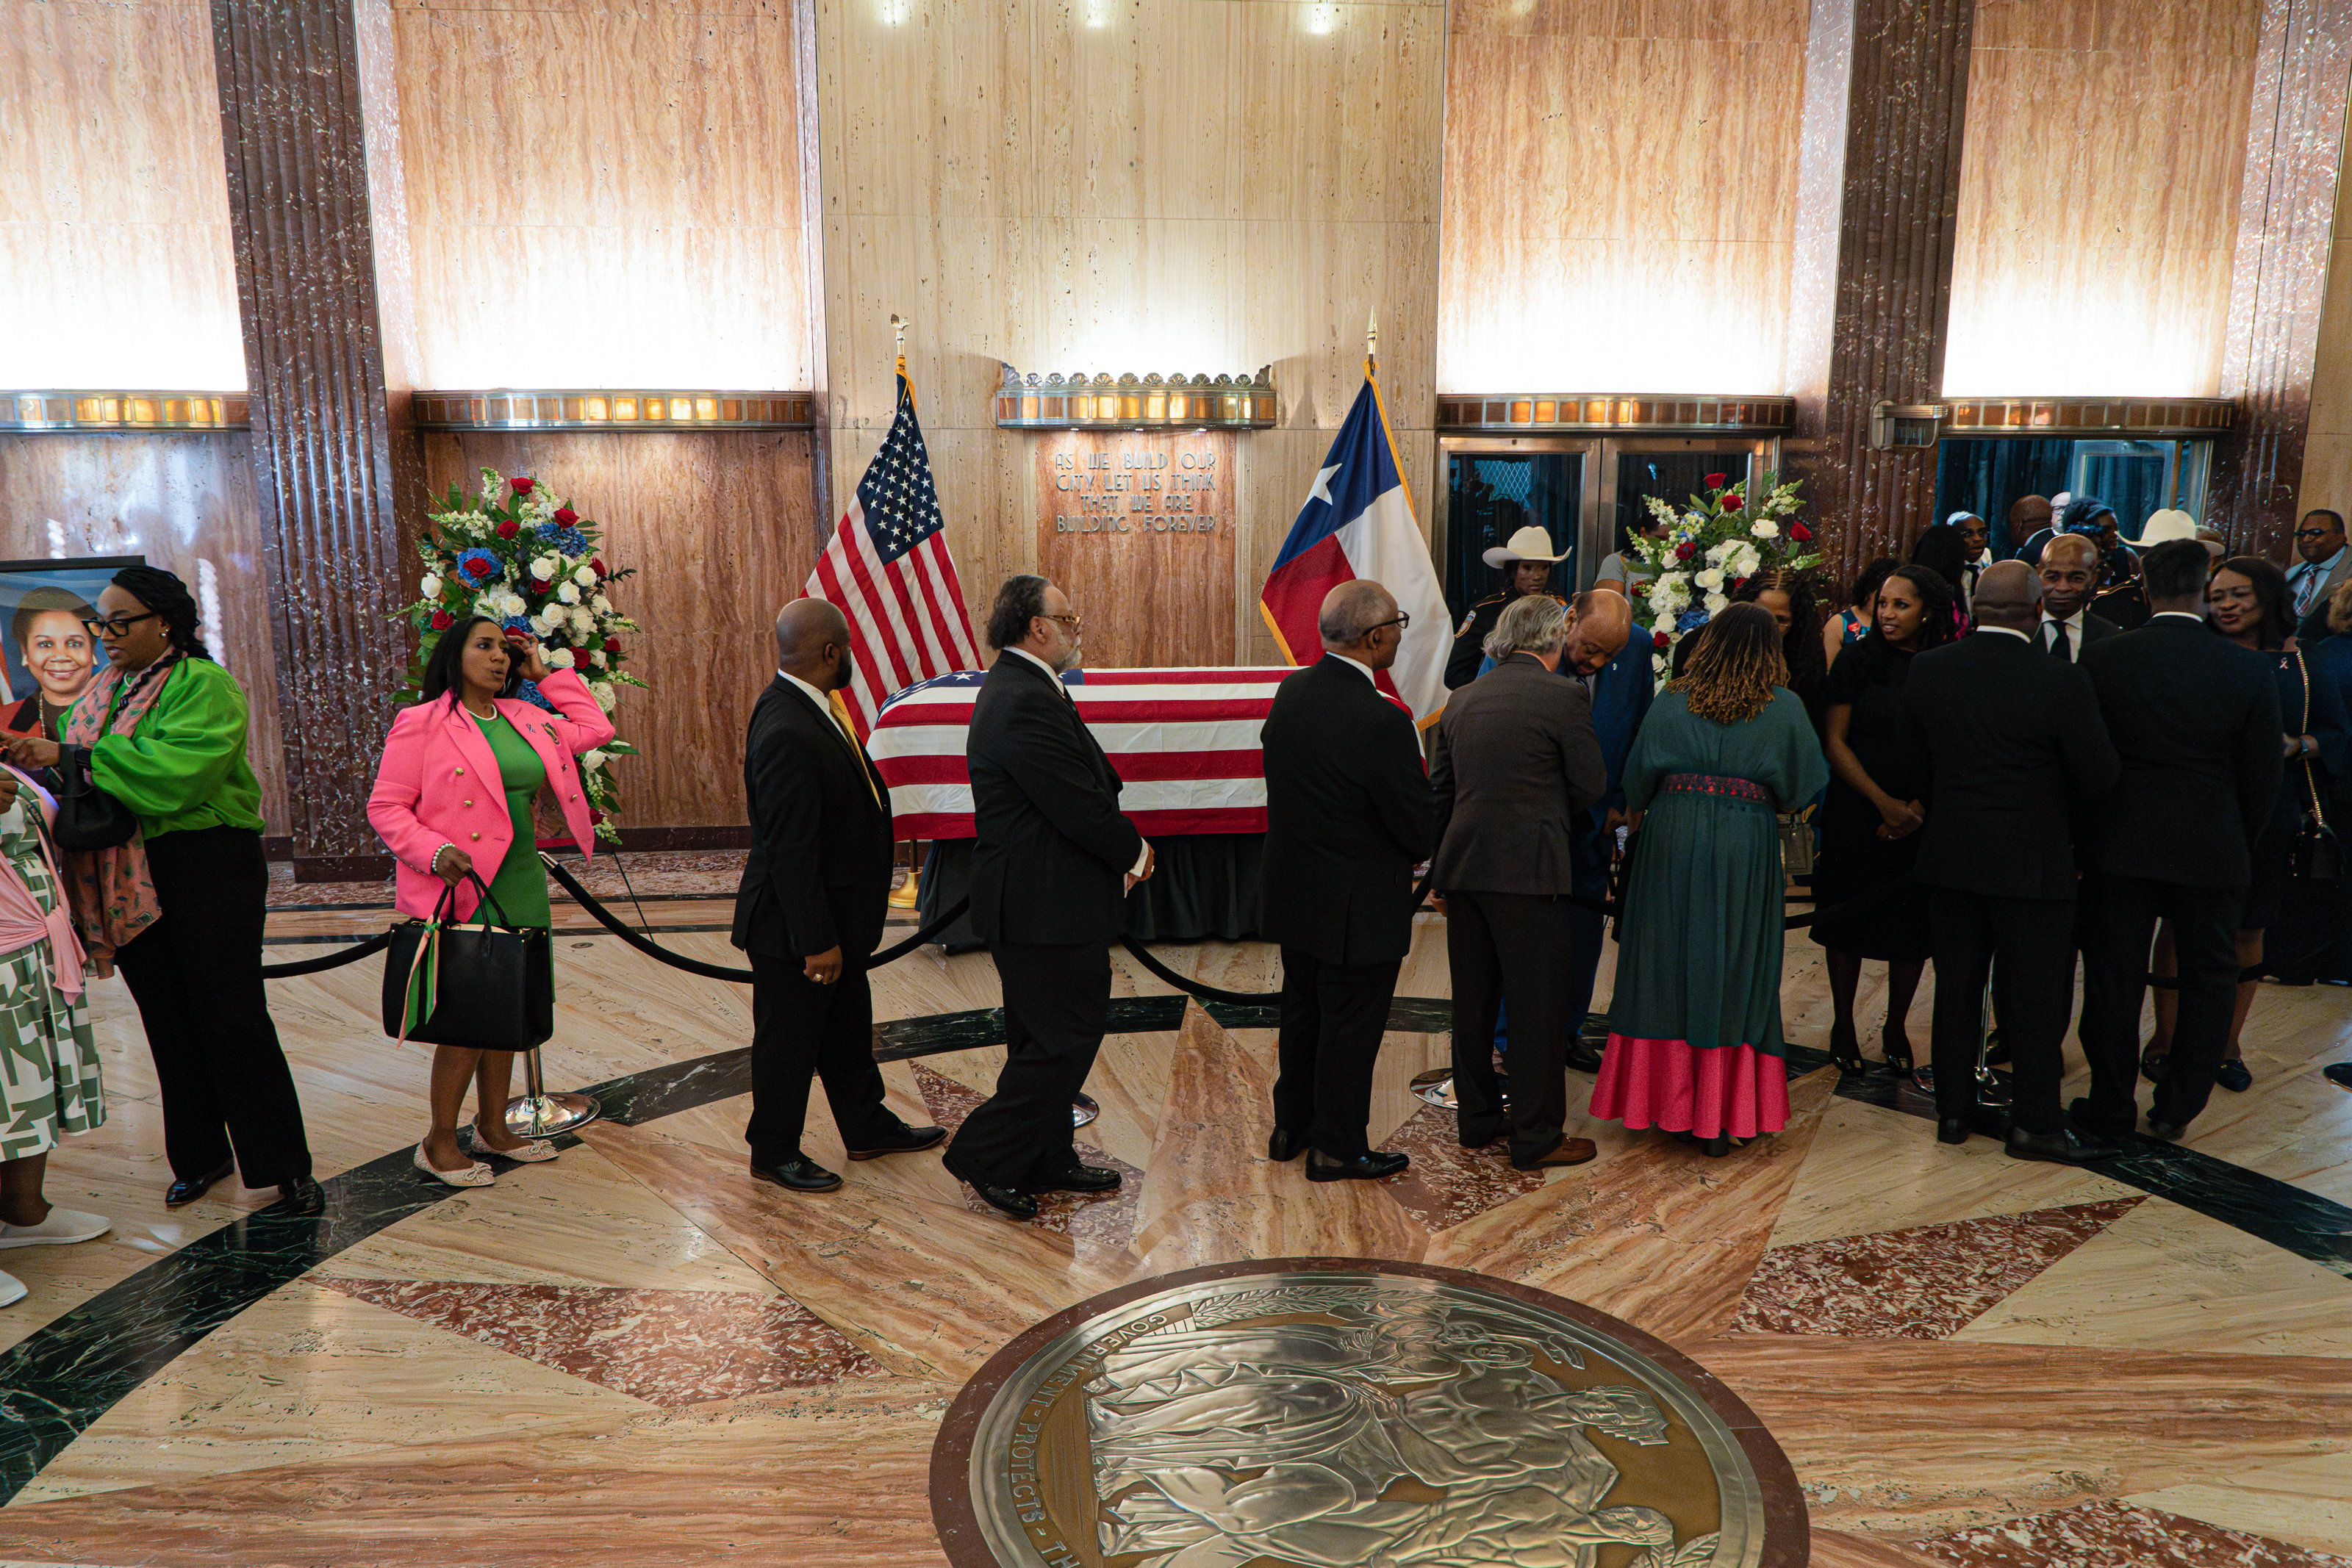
top-left (1258, 362), bottom-right (1451, 724)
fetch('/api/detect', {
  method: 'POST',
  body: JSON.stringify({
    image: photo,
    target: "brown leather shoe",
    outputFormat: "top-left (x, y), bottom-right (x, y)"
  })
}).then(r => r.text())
top-left (1513, 1138), bottom-right (1597, 1170)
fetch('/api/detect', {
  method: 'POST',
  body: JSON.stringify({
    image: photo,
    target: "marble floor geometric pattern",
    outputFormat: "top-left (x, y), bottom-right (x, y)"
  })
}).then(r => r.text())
top-left (0, 913), bottom-right (2345, 1566)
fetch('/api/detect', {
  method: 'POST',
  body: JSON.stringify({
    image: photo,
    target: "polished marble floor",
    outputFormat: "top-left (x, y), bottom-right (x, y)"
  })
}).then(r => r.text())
top-left (0, 870), bottom-right (2348, 1567)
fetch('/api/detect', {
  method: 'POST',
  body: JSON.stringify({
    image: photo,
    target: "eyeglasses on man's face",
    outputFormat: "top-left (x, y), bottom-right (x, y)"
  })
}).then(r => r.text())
top-left (82, 611), bottom-right (160, 639)
top-left (1367, 612), bottom-right (1412, 634)
top-left (2297, 526), bottom-right (2340, 541)
top-left (1041, 612), bottom-right (1083, 633)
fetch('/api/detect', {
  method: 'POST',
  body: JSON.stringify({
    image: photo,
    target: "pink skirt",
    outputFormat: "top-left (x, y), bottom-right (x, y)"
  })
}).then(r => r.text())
top-left (1590, 1035), bottom-right (1791, 1139)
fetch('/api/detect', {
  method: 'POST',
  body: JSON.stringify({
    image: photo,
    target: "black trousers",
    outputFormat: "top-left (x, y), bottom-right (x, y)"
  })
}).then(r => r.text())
top-left (1447, 891), bottom-right (1575, 1162)
top-left (2077, 872), bottom-right (2240, 1134)
top-left (949, 941), bottom-right (1108, 1187)
top-left (113, 827), bottom-right (312, 1186)
top-left (1272, 946), bottom-right (1400, 1159)
top-left (745, 955), bottom-right (900, 1165)
top-left (1926, 888), bottom-right (2076, 1135)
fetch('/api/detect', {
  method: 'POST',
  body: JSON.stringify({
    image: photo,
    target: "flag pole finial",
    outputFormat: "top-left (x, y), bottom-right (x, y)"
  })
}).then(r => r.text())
top-left (1366, 308), bottom-right (1378, 371)
top-left (891, 312), bottom-right (906, 372)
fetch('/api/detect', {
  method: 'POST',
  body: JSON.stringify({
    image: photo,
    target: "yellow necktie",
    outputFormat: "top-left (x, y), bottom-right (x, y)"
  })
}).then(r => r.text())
top-left (831, 704), bottom-right (881, 808)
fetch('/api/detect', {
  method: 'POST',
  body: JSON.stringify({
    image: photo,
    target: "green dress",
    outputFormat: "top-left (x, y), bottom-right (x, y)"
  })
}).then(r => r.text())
top-left (1595, 688), bottom-right (1829, 1136)
top-left (0, 799), bottom-right (103, 1159)
top-left (470, 712), bottom-right (552, 932)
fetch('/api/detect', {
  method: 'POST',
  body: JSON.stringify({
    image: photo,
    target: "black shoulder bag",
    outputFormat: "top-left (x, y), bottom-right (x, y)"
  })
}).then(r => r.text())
top-left (382, 871), bottom-right (553, 1050)
top-left (2291, 649), bottom-right (2343, 882)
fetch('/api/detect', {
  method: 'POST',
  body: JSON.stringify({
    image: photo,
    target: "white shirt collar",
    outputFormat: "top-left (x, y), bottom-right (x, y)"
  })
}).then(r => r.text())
top-left (1325, 652), bottom-right (1377, 685)
top-left (776, 668), bottom-right (835, 712)
top-left (1976, 625), bottom-right (2031, 641)
top-left (2038, 607), bottom-right (2084, 629)
top-left (2298, 546), bottom-right (2347, 576)
top-left (1007, 645), bottom-right (1066, 686)
top-left (2151, 610), bottom-right (2207, 622)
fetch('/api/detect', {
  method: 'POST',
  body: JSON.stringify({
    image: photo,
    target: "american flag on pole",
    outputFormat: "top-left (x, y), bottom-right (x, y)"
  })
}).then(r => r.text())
top-left (804, 364), bottom-right (980, 736)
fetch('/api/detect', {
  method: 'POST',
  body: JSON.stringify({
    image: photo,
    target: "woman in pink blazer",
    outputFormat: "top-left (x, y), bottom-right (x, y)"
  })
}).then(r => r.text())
top-left (368, 616), bottom-right (615, 1186)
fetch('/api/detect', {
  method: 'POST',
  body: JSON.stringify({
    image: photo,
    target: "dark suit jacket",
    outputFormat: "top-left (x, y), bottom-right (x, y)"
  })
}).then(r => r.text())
top-left (1430, 654), bottom-right (1607, 896)
top-left (732, 676), bottom-right (894, 963)
top-left (1258, 655), bottom-right (1437, 967)
top-left (2079, 616), bottom-right (2282, 891)
top-left (1901, 630), bottom-right (2121, 901)
top-left (2037, 611), bottom-right (2118, 662)
top-left (967, 652), bottom-right (1144, 946)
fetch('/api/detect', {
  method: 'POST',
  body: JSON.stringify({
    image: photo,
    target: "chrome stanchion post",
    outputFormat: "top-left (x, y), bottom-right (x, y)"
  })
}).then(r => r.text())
top-left (503, 1045), bottom-right (600, 1137)
top-left (1973, 974), bottom-right (2010, 1107)
top-left (1072, 1093), bottom-right (1099, 1129)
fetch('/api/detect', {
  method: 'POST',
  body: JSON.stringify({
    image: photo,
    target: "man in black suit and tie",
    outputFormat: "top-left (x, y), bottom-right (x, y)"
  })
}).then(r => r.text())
top-left (732, 599), bottom-right (944, 1193)
top-left (1431, 594), bottom-right (1609, 1170)
top-left (1902, 561), bottom-right (2121, 1163)
top-left (944, 575), bottom-right (1153, 1219)
top-left (1259, 580), bottom-right (1437, 1182)
top-left (2076, 539), bottom-right (2282, 1140)
top-left (2036, 533), bottom-right (2118, 663)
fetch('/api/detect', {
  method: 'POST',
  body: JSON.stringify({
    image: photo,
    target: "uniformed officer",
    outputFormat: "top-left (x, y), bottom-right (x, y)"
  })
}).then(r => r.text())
top-left (1447, 523), bottom-right (1567, 689)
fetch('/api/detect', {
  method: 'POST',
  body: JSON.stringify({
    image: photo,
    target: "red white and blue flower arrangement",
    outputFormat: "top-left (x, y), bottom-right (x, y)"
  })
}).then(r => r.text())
top-left (1629, 471), bottom-right (1820, 680)
top-left (401, 468), bottom-right (642, 840)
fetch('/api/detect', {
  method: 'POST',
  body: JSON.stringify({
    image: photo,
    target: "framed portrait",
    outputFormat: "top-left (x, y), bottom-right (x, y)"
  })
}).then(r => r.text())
top-left (0, 556), bottom-right (142, 735)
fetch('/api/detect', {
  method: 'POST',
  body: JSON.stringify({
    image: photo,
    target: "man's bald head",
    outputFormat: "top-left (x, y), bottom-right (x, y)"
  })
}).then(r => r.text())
top-left (2043, 532), bottom-right (2098, 572)
top-left (1971, 559), bottom-right (2040, 633)
top-left (1563, 590), bottom-right (1631, 675)
top-left (775, 597), bottom-right (853, 690)
top-left (1319, 580), bottom-right (1406, 672)
top-left (2038, 532), bottom-right (2099, 619)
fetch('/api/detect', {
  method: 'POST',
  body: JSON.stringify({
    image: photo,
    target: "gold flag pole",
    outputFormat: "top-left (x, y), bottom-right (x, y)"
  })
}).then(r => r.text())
top-left (886, 309), bottom-right (924, 909)
top-left (1366, 307), bottom-right (1378, 377)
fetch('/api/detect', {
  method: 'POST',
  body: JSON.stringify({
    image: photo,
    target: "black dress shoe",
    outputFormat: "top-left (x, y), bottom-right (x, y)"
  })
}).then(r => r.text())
top-left (2145, 1117), bottom-right (2187, 1142)
top-left (277, 1176), bottom-right (326, 1215)
top-left (2215, 1058), bottom-right (2253, 1093)
top-left (1937, 1117), bottom-right (1971, 1146)
top-left (1563, 1040), bottom-right (1605, 1074)
top-left (1307, 1150), bottom-right (1409, 1183)
top-left (164, 1159), bottom-right (235, 1208)
top-left (750, 1157), bottom-right (843, 1193)
top-left (2326, 1062), bottom-right (2352, 1092)
top-left (845, 1124), bottom-right (947, 1161)
top-left (1036, 1164), bottom-right (1120, 1194)
top-left (1267, 1127), bottom-right (1306, 1162)
top-left (964, 1182), bottom-right (1041, 1220)
top-left (2004, 1126), bottom-right (2123, 1165)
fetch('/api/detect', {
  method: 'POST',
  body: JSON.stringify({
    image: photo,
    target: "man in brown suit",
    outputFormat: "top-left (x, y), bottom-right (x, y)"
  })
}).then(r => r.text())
top-left (1431, 593), bottom-right (1614, 1169)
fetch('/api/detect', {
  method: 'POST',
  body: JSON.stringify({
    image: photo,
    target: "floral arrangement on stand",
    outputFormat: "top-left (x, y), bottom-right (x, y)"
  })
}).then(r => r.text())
top-left (1630, 471), bottom-right (1821, 681)
top-left (399, 468), bottom-right (642, 841)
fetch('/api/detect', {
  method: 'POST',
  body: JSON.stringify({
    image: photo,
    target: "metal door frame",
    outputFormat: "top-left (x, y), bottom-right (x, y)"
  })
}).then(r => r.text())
top-left (1596, 436), bottom-right (1780, 571)
top-left (1433, 435), bottom-right (1605, 595)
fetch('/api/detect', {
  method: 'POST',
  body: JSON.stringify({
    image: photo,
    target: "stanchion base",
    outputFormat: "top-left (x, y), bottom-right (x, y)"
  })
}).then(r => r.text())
top-left (505, 1091), bottom-right (600, 1138)
top-left (1072, 1093), bottom-right (1099, 1129)
top-left (1409, 1069), bottom-right (1508, 1111)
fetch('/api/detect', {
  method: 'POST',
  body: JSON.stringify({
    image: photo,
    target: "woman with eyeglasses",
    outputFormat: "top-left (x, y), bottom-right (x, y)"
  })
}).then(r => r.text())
top-left (0, 566), bottom-right (320, 1214)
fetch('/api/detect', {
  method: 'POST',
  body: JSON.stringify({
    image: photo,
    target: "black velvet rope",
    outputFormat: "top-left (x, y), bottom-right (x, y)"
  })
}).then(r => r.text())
top-left (257, 929), bottom-right (394, 979)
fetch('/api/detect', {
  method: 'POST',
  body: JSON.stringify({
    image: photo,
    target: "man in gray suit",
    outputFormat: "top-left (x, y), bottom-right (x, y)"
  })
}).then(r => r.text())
top-left (1431, 594), bottom-right (1609, 1170)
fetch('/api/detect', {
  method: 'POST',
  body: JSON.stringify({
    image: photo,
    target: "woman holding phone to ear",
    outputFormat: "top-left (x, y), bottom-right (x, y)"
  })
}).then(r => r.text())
top-left (367, 618), bottom-right (614, 1186)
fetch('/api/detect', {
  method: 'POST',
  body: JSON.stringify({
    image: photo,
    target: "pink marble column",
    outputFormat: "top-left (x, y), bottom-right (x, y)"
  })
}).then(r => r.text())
top-left (2209, 0), bottom-right (2352, 555)
top-left (1784, 0), bottom-right (1976, 586)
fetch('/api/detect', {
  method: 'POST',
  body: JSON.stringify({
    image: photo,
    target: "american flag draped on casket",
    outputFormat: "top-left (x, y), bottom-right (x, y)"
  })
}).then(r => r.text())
top-left (866, 667), bottom-right (1294, 840)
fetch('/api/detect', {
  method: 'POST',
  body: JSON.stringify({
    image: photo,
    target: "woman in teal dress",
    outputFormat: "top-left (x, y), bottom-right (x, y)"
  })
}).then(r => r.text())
top-left (368, 616), bottom-right (616, 1186)
top-left (1592, 604), bottom-right (1830, 1156)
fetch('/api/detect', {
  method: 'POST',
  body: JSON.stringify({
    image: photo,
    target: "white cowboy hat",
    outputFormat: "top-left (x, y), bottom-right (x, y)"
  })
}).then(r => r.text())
top-left (1482, 525), bottom-right (1567, 569)
top-left (2123, 508), bottom-right (2218, 553)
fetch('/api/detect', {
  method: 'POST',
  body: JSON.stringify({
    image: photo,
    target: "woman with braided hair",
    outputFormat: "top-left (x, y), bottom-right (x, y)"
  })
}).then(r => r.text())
top-left (1589, 603), bottom-right (1829, 1156)
top-left (0, 565), bottom-right (320, 1214)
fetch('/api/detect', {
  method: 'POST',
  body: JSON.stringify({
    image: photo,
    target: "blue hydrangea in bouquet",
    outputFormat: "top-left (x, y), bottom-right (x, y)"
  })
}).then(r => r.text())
top-left (1629, 471), bottom-right (1822, 683)
top-left (399, 468), bottom-right (644, 840)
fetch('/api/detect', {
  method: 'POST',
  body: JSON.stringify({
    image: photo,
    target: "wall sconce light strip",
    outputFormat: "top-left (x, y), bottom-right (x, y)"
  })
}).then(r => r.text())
top-left (1435, 394), bottom-right (1796, 434)
top-left (1, 392), bottom-right (250, 432)
top-left (410, 391), bottom-right (817, 431)
top-left (1938, 397), bottom-right (2235, 437)
top-left (995, 364), bottom-right (1277, 431)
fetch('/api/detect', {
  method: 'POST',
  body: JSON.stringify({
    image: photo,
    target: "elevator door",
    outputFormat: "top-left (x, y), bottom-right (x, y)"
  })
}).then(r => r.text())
top-left (1443, 450), bottom-right (1586, 622)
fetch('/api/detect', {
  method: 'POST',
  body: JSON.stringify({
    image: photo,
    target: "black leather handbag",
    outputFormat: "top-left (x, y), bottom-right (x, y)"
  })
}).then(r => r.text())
top-left (381, 872), bottom-right (553, 1050)
top-left (50, 743), bottom-right (137, 851)
top-left (2290, 650), bottom-right (2343, 882)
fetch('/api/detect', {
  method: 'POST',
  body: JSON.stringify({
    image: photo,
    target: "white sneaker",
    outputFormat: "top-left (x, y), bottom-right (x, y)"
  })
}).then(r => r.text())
top-left (0, 1269), bottom-right (24, 1306)
top-left (0, 1208), bottom-right (111, 1248)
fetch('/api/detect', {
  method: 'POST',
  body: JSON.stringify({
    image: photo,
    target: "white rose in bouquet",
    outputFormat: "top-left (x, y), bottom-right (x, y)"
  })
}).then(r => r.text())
top-left (501, 592), bottom-right (527, 616)
top-left (581, 749), bottom-right (609, 773)
top-left (589, 650), bottom-right (608, 668)
top-left (573, 565), bottom-right (597, 588)
top-left (1750, 519), bottom-right (1780, 539)
top-left (592, 594), bottom-right (612, 614)
top-left (534, 554), bottom-right (562, 580)
top-left (1694, 567), bottom-right (1724, 591)
top-left (546, 647), bottom-right (576, 669)
top-left (420, 573), bottom-right (442, 599)
top-left (558, 582), bottom-right (581, 605)
top-left (592, 680), bottom-right (618, 713)
top-left (1705, 591), bottom-right (1730, 616)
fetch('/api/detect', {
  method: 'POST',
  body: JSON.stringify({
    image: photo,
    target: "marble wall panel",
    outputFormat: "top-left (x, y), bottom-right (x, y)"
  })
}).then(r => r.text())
top-left (0, 436), bottom-right (288, 829)
top-left (816, 0), bottom-right (1445, 675)
top-left (0, 0), bottom-right (244, 387)
top-left (1436, 1), bottom-right (1808, 393)
top-left (388, 0), bottom-right (814, 388)
top-left (420, 432), bottom-right (818, 827)
top-left (1035, 432), bottom-right (1236, 668)
top-left (2301, 182), bottom-right (2352, 519)
top-left (1942, 0), bottom-right (2265, 397)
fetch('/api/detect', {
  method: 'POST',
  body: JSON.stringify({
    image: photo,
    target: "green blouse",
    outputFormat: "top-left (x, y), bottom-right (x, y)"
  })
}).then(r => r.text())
top-left (87, 659), bottom-right (265, 840)
top-left (469, 710), bottom-right (552, 930)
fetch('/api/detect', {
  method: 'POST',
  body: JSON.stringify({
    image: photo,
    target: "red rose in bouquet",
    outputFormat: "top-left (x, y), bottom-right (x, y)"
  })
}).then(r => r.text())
top-left (589, 556), bottom-right (606, 576)
top-left (496, 519), bottom-right (520, 539)
top-left (1722, 493), bottom-right (1744, 511)
top-left (1675, 541), bottom-right (1696, 561)
top-left (430, 609), bottom-right (454, 630)
top-left (509, 475), bottom-right (535, 495)
top-left (1653, 629), bottom-right (1671, 648)
top-left (1790, 522), bottom-right (1813, 542)
top-left (553, 508), bottom-right (578, 527)
top-left (462, 556), bottom-right (495, 580)
top-left (1704, 472), bottom-right (1728, 488)
top-left (602, 639), bottom-right (623, 659)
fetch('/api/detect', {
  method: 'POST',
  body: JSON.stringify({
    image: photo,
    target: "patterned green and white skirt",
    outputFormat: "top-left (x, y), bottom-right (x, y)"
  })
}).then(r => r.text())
top-left (0, 936), bottom-right (103, 1161)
